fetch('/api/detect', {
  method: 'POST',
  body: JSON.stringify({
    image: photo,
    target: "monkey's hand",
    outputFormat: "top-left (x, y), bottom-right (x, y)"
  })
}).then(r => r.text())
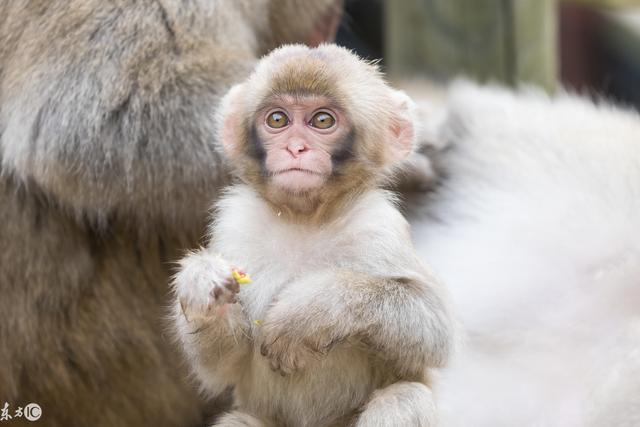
top-left (259, 301), bottom-right (346, 376)
top-left (259, 321), bottom-right (340, 376)
top-left (173, 251), bottom-right (240, 322)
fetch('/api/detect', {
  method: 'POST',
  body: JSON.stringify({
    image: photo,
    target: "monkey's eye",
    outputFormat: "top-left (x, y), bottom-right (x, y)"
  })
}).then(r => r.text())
top-left (310, 112), bottom-right (336, 129)
top-left (266, 111), bottom-right (290, 129)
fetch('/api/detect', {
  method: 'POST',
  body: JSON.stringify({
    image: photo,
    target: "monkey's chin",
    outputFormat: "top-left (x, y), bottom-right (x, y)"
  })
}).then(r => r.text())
top-left (271, 170), bottom-right (327, 194)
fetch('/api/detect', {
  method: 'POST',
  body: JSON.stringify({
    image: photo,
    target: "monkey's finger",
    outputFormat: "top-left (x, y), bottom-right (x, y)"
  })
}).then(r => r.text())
top-left (268, 358), bottom-right (280, 373)
top-left (211, 284), bottom-right (225, 300)
top-left (315, 336), bottom-right (342, 356)
top-left (273, 358), bottom-right (290, 377)
top-left (225, 278), bottom-right (240, 294)
top-left (260, 343), bottom-right (269, 357)
top-left (260, 333), bottom-right (284, 357)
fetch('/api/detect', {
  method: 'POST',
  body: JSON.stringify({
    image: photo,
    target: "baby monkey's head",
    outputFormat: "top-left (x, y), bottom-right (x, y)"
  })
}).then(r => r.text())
top-left (218, 44), bottom-right (416, 216)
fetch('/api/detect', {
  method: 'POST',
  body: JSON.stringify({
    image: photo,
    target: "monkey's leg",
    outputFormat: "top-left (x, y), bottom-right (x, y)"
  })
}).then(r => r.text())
top-left (211, 411), bottom-right (273, 427)
top-left (354, 381), bottom-right (436, 427)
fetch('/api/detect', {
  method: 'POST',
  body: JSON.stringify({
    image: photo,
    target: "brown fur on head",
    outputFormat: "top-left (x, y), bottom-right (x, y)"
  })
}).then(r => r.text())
top-left (218, 44), bottom-right (417, 222)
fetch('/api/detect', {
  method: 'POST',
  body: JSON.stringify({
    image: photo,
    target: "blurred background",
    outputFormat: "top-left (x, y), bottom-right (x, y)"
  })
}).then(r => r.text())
top-left (336, 0), bottom-right (640, 110)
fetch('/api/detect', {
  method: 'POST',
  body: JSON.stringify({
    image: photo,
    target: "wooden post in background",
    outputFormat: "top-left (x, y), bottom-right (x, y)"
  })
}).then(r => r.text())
top-left (385, 0), bottom-right (558, 91)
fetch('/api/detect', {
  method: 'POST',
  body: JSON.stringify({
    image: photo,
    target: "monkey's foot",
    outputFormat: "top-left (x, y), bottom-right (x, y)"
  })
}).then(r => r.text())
top-left (173, 252), bottom-right (240, 322)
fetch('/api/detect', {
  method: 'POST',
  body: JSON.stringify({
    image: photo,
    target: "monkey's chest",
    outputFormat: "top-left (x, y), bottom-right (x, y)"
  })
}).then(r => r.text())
top-left (216, 224), bottom-right (346, 321)
top-left (235, 254), bottom-right (328, 324)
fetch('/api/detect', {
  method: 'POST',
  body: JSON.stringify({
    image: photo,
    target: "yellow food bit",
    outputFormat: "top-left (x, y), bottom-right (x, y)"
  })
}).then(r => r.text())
top-left (253, 319), bottom-right (263, 327)
top-left (232, 269), bottom-right (252, 285)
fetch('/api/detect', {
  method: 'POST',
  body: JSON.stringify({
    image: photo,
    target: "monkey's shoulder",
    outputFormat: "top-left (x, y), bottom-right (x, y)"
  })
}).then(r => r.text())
top-left (210, 185), bottom-right (276, 234)
top-left (340, 189), bottom-right (409, 232)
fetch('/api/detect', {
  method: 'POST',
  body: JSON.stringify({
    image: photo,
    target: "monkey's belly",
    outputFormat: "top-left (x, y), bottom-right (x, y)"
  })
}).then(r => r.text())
top-left (235, 345), bottom-right (385, 426)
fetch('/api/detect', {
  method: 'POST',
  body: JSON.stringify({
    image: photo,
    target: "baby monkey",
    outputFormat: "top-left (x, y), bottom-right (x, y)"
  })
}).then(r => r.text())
top-left (172, 44), bottom-right (453, 427)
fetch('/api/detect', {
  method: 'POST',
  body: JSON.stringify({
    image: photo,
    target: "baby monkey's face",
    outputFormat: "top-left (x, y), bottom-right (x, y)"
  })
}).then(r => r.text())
top-left (219, 44), bottom-right (416, 212)
top-left (255, 94), bottom-right (351, 193)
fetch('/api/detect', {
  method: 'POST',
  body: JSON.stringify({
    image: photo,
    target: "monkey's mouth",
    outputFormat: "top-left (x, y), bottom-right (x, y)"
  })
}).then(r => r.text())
top-left (274, 168), bottom-right (324, 176)
top-left (270, 167), bottom-right (328, 192)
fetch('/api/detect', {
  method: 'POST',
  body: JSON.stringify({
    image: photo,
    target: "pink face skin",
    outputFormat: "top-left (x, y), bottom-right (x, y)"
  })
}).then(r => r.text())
top-left (256, 95), bottom-right (349, 193)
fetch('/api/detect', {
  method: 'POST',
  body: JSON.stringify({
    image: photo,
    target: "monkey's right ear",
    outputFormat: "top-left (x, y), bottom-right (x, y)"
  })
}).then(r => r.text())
top-left (217, 84), bottom-right (245, 158)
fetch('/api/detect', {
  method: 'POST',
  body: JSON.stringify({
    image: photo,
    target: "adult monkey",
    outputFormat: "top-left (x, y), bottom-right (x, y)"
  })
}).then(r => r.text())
top-left (0, 1), bottom-right (342, 426)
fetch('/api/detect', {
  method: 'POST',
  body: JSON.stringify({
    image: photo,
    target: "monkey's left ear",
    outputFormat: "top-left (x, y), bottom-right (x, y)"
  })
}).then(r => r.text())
top-left (385, 90), bottom-right (416, 165)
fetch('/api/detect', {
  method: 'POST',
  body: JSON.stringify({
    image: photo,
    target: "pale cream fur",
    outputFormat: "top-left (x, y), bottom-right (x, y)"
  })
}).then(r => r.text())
top-left (173, 186), bottom-right (451, 426)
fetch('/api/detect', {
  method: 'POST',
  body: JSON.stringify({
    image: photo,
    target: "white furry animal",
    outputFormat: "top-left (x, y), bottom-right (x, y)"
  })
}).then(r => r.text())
top-left (409, 82), bottom-right (640, 426)
top-left (172, 45), bottom-right (453, 427)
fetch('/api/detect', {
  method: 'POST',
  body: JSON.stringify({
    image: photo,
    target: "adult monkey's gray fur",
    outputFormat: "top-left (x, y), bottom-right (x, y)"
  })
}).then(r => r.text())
top-left (0, 1), bottom-right (343, 426)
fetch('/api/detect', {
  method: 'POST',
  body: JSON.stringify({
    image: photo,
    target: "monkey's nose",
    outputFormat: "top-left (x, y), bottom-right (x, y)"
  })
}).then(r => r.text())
top-left (286, 140), bottom-right (308, 157)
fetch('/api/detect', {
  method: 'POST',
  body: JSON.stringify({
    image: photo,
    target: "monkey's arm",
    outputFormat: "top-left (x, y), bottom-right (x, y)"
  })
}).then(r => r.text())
top-left (172, 249), bottom-right (251, 394)
top-left (259, 266), bottom-right (452, 378)
top-left (340, 270), bottom-right (453, 376)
